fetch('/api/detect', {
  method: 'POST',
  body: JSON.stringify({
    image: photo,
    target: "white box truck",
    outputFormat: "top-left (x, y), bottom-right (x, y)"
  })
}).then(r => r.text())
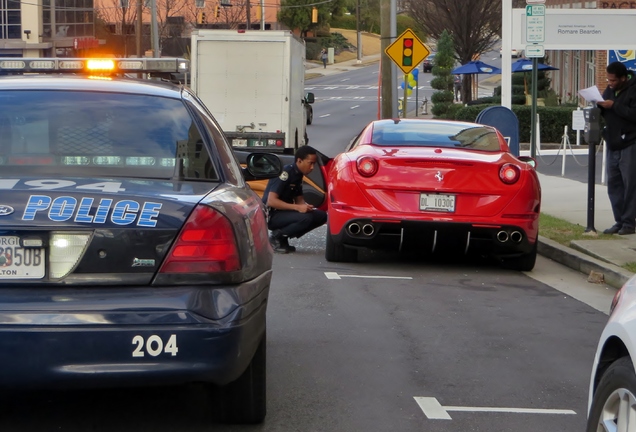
top-left (190, 29), bottom-right (313, 153)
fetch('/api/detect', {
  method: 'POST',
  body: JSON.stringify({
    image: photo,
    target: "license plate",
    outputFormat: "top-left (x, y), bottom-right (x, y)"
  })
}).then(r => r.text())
top-left (420, 194), bottom-right (456, 212)
top-left (0, 236), bottom-right (45, 279)
top-left (233, 138), bottom-right (248, 147)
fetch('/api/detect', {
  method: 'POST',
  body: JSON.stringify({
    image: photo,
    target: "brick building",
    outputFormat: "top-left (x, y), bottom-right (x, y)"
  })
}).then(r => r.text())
top-left (545, 0), bottom-right (634, 105)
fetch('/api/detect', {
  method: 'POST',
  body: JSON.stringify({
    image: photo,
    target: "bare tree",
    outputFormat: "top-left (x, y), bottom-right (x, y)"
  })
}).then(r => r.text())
top-left (96, 0), bottom-right (139, 56)
top-left (405, 0), bottom-right (526, 102)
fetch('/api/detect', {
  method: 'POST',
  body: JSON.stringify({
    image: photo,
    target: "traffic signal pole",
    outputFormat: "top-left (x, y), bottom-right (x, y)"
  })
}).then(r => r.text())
top-left (380, 0), bottom-right (392, 119)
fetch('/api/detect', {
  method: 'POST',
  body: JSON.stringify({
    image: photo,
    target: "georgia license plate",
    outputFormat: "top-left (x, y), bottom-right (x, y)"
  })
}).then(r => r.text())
top-left (0, 236), bottom-right (45, 279)
top-left (420, 194), bottom-right (456, 212)
top-left (232, 139), bottom-right (248, 147)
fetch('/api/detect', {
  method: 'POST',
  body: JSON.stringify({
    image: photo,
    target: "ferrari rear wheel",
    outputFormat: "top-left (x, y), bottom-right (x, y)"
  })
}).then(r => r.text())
top-left (325, 228), bottom-right (358, 262)
top-left (503, 241), bottom-right (537, 272)
top-left (216, 334), bottom-right (267, 424)
top-left (586, 356), bottom-right (636, 432)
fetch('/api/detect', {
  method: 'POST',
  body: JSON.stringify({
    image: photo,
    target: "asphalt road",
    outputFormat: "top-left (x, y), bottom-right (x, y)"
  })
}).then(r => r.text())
top-left (0, 64), bottom-right (616, 432)
top-left (0, 227), bottom-right (611, 432)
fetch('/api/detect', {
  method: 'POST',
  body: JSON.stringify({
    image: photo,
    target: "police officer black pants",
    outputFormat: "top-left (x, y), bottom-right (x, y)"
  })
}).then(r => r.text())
top-left (268, 209), bottom-right (327, 239)
top-left (607, 144), bottom-right (636, 231)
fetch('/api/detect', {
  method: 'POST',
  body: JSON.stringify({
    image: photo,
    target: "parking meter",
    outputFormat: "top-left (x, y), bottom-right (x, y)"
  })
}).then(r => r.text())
top-left (583, 106), bottom-right (601, 145)
top-left (582, 105), bottom-right (602, 233)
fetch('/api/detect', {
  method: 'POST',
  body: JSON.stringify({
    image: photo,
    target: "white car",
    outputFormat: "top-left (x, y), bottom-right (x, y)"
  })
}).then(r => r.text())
top-left (499, 48), bottom-right (523, 58)
top-left (587, 275), bottom-right (636, 431)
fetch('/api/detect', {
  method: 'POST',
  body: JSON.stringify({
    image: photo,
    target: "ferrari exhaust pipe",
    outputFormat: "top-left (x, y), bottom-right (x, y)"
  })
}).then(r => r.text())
top-left (348, 222), bottom-right (361, 236)
top-left (510, 231), bottom-right (523, 243)
top-left (496, 231), bottom-right (509, 243)
top-left (362, 224), bottom-right (375, 236)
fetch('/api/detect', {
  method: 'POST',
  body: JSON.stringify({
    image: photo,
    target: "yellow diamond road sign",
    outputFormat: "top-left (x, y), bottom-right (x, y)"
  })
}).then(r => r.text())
top-left (385, 28), bottom-right (430, 75)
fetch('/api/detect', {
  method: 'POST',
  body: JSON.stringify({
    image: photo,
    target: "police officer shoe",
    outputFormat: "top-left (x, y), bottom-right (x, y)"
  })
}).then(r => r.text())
top-left (279, 236), bottom-right (296, 252)
top-left (619, 226), bottom-right (636, 235)
top-left (603, 225), bottom-right (622, 235)
top-left (269, 231), bottom-right (289, 254)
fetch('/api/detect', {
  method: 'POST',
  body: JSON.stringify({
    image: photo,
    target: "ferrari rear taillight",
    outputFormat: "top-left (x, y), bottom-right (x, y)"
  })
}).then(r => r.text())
top-left (499, 163), bottom-right (520, 184)
top-left (357, 156), bottom-right (378, 177)
top-left (159, 205), bottom-right (240, 273)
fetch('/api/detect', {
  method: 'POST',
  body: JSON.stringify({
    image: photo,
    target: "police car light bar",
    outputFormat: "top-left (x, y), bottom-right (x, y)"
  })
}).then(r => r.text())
top-left (0, 58), bottom-right (189, 74)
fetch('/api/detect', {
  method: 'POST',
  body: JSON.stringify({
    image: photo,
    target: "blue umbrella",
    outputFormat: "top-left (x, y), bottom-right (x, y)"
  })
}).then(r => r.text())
top-left (451, 60), bottom-right (501, 75)
top-left (511, 58), bottom-right (559, 73)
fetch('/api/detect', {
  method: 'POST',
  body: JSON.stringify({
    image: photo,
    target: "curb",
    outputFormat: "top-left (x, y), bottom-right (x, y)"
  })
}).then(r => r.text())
top-left (538, 235), bottom-right (633, 289)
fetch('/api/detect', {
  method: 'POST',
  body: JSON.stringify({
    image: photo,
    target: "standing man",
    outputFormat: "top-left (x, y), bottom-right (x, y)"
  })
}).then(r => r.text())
top-left (598, 61), bottom-right (636, 235)
top-left (454, 75), bottom-right (462, 102)
top-left (321, 48), bottom-right (328, 69)
top-left (263, 146), bottom-right (328, 253)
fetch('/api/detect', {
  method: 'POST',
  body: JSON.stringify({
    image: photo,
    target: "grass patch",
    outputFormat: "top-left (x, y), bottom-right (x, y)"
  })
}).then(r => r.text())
top-left (539, 213), bottom-right (619, 246)
top-left (624, 262), bottom-right (636, 273)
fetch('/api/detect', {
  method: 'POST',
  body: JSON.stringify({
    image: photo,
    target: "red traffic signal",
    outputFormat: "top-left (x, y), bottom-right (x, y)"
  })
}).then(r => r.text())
top-left (402, 38), bottom-right (413, 67)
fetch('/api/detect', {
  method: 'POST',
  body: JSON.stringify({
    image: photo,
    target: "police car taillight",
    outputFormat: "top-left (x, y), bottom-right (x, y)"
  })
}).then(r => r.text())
top-left (159, 205), bottom-right (240, 273)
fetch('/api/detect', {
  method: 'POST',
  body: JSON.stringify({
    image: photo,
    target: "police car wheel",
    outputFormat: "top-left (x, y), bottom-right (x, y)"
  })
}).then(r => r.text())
top-left (587, 357), bottom-right (636, 432)
top-left (217, 334), bottom-right (267, 424)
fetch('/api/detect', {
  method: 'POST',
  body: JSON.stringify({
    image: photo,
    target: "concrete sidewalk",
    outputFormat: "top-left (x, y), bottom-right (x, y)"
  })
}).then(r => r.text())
top-left (305, 55), bottom-right (636, 289)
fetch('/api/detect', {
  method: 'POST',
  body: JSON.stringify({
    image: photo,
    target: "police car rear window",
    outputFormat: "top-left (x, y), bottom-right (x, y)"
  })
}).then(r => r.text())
top-left (0, 90), bottom-right (219, 181)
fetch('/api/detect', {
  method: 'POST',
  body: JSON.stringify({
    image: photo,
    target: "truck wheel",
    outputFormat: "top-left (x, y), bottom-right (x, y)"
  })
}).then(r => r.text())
top-left (587, 356), bottom-right (636, 432)
top-left (325, 227), bottom-right (358, 263)
top-left (216, 334), bottom-right (267, 424)
top-left (306, 107), bottom-right (313, 125)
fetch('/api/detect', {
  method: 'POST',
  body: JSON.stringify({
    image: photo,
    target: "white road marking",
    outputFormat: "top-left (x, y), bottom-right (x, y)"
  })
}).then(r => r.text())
top-left (340, 78), bottom-right (350, 82)
top-left (324, 272), bottom-right (412, 280)
top-left (319, 114), bottom-right (331, 118)
top-left (414, 397), bottom-right (576, 420)
top-left (350, 105), bottom-right (360, 109)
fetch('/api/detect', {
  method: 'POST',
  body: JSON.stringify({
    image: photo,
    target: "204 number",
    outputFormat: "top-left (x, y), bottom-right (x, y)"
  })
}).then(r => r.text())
top-left (132, 334), bottom-right (178, 357)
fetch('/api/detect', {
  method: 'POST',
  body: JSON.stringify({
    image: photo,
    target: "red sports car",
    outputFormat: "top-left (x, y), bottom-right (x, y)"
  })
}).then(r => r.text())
top-left (325, 119), bottom-right (541, 271)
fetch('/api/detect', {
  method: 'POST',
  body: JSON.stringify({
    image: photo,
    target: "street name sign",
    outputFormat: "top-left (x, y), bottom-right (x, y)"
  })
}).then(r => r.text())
top-left (513, 9), bottom-right (636, 50)
top-left (525, 44), bottom-right (544, 58)
top-left (385, 28), bottom-right (430, 75)
top-left (526, 5), bottom-right (545, 43)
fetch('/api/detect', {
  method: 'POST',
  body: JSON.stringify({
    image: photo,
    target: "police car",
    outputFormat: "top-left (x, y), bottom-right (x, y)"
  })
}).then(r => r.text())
top-left (0, 57), bottom-right (282, 424)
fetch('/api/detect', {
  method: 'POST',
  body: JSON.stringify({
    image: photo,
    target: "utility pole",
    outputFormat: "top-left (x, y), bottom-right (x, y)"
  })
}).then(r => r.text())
top-left (356, 0), bottom-right (362, 62)
top-left (150, 0), bottom-right (159, 57)
top-left (246, 0), bottom-right (251, 29)
top-left (380, 0), bottom-right (392, 118)
top-left (136, 0), bottom-right (142, 56)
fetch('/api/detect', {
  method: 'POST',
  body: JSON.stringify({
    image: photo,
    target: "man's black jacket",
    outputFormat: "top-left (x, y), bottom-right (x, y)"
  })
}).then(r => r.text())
top-left (600, 72), bottom-right (636, 151)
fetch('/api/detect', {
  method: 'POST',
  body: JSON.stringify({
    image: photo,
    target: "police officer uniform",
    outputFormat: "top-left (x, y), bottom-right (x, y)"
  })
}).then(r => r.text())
top-left (262, 163), bottom-right (327, 251)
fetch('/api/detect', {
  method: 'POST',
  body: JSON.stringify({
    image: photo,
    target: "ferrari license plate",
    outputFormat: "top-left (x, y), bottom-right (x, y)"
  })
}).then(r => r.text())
top-left (420, 194), bottom-right (456, 212)
top-left (0, 236), bottom-right (45, 279)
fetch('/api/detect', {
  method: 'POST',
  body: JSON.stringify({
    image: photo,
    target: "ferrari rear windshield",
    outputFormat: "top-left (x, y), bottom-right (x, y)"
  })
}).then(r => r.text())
top-left (0, 90), bottom-right (219, 180)
top-left (372, 122), bottom-right (502, 152)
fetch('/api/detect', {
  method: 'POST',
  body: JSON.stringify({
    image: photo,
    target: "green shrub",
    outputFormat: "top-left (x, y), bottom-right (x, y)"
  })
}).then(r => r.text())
top-left (442, 103), bottom-right (464, 120)
top-left (431, 90), bottom-right (454, 104)
top-left (330, 15), bottom-right (356, 30)
top-left (306, 42), bottom-right (321, 61)
top-left (451, 104), bottom-right (582, 144)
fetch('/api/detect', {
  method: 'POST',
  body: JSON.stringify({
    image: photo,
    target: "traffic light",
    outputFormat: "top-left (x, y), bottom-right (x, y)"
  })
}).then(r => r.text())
top-left (402, 38), bottom-right (413, 67)
top-left (311, 7), bottom-right (318, 23)
top-left (197, 11), bottom-right (207, 24)
top-left (215, 5), bottom-right (220, 17)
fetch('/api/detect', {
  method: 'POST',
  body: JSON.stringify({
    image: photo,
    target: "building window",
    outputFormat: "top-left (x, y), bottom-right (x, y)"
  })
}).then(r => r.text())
top-left (586, 51), bottom-right (595, 88)
top-left (573, 51), bottom-right (580, 98)
top-left (0, 0), bottom-right (21, 39)
top-left (42, 0), bottom-right (94, 39)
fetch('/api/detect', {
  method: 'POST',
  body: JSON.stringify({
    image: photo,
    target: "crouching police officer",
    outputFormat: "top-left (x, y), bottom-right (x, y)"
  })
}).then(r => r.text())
top-left (262, 145), bottom-right (327, 253)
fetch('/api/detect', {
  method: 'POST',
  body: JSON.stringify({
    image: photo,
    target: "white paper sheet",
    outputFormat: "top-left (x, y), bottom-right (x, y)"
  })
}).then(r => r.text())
top-left (578, 86), bottom-right (605, 103)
